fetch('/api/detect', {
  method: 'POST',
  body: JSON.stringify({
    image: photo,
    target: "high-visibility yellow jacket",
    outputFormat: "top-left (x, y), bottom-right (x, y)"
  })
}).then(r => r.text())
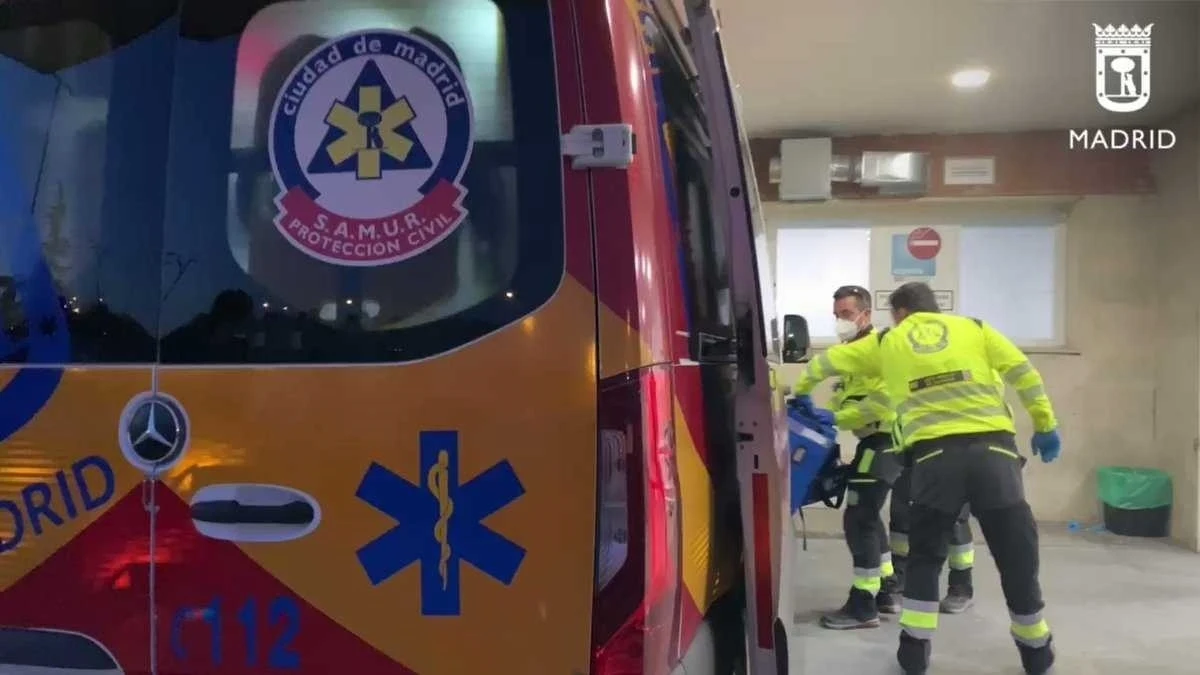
top-left (996, 369), bottom-right (1014, 418)
top-left (800, 326), bottom-right (895, 435)
top-left (793, 313), bottom-right (1056, 448)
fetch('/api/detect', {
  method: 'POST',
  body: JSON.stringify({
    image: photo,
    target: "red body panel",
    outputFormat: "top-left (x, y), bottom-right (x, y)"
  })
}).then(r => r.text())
top-left (576, 0), bottom-right (687, 368)
top-left (581, 0), bottom-right (738, 668)
top-left (0, 489), bottom-right (413, 675)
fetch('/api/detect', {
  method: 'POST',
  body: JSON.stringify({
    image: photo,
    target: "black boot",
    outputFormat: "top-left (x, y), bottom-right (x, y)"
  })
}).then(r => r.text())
top-left (940, 568), bottom-right (974, 614)
top-left (819, 587), bottom-right (879, 630)
top-left (1018, 637), bottom-right (1055, 675)
top-left (896, 632), bottom-right (931, 674)
top-left (877, 575), bottom-right (900, 614)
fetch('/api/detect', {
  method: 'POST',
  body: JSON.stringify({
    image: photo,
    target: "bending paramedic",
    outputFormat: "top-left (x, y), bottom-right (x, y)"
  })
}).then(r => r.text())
top-left (794, 285), bottom-right (904, 629)
top-left (802, 281), bottom-right (1061, 675)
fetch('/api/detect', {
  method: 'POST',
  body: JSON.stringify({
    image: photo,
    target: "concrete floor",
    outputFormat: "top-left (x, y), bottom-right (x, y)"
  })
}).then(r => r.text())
top-left (787, 525), bottom-right (1200, 674)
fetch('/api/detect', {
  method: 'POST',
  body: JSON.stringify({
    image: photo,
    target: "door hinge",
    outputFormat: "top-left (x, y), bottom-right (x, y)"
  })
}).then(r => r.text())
top-left (561, 124), bottom-right (635, 169)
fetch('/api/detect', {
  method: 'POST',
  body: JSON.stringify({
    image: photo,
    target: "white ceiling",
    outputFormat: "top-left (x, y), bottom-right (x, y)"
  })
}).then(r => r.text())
top-left (718, 0), bottom-right (1200, 136)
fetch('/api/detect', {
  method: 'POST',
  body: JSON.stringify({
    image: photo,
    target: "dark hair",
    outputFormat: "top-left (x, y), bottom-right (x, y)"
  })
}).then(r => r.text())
top-left (833, 285), bottom-right (871, 311)
top-left (889, 282), bottom-right (940, 314)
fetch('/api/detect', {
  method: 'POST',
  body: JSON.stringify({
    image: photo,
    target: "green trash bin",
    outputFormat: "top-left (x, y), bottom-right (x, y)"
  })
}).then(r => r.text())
top-left (1096, 466), bottom-right (1172, 537)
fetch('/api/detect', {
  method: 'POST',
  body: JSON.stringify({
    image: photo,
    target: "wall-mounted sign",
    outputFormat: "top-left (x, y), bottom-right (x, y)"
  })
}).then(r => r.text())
top-left (943, 156), bottom-right (996, 186)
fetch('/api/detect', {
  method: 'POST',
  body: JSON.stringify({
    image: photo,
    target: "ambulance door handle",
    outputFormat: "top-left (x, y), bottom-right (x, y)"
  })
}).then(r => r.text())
top-left (191, 499), bottom-right (314, 525)
top-left (189, 483), bottom-right (322, 543)
top-left (738, 432), bottom-right (754, 442)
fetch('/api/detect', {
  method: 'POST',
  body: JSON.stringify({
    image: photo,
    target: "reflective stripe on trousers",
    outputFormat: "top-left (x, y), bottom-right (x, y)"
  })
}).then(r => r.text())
top-left (857, 447), bottom-right (877, 473)
top-left (891, 531), bottom-right (909, 556)
top-left (899, 598), bottom-right (939, 640)
top-left (880, 551), bottom-right (895, 579)
top-left (852, 567), bottom-right (882, 594)
top-left (948, 542), bottom-right (975, 570)
top-left (1010, 610), bottom-right (1052, 647)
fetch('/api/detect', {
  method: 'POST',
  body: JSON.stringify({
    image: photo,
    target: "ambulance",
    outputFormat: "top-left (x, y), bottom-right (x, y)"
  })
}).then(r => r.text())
top-left (0, 0), bottom-right (792, 673)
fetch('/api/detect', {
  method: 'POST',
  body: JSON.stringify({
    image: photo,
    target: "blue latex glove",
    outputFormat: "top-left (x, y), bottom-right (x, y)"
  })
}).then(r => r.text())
top-left (1031, 430), bottom-right (1061, 463)
top-left (812, 407), bottom-right (836, 426)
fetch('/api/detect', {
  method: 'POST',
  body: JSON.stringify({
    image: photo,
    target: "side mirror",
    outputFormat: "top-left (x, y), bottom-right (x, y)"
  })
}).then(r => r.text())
top-left (782, 314), bottom-right (810, 364)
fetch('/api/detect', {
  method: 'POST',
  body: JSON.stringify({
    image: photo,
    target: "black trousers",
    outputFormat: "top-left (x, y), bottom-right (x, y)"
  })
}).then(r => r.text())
top-left (843, 433), bottom-right (896, 593)
top-left (891, 466), bottom-right (975, 586)
top-left (897, 431), bottom-right (1051, 660)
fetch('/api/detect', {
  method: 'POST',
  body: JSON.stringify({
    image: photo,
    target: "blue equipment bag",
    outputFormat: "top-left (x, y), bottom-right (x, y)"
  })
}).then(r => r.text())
top-left (788, 405), bottom-right (847, 512)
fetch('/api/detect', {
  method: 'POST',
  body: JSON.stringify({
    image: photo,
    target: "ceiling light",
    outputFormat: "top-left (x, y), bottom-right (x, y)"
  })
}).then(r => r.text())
top-left (950, 68), bottom-right (990, 90)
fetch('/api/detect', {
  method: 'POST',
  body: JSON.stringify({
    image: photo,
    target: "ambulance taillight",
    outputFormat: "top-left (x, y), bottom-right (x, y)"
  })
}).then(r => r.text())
top-left (592, 368), bottom-right (681, 674)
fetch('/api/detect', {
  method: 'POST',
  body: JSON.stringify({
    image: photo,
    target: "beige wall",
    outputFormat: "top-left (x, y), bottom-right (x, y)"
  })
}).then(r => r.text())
top-left (1151, 106), bottom-right (1200, 548)
top-left (768, 114), bottom-right (1200, 547)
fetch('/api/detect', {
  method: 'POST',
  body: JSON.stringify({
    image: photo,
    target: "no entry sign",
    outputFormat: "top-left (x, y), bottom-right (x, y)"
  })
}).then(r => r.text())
top-left (906, 227), bottom-right (942, 260)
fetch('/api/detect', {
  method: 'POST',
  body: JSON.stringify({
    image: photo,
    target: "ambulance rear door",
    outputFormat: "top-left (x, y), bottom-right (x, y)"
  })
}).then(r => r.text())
top-left (678, 0), bottom-right (792, 672)
top-left (148, 1), bottom-right (599, 673)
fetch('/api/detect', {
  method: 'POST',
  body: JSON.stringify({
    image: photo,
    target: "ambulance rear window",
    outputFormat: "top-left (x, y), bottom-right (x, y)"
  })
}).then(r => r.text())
top-left (157, 0), bottom-right (562, 364)
top-left (0, 0), bottom-right (178, 365)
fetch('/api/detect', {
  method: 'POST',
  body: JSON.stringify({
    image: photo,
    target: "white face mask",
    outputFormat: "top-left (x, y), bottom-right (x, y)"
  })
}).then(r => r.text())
top-left (835, 317), bottom-right (861, 342)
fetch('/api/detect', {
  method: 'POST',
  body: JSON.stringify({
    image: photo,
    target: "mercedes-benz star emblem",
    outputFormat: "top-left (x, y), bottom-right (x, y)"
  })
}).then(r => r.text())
top-left (118, 392), bottom-right (190, 472)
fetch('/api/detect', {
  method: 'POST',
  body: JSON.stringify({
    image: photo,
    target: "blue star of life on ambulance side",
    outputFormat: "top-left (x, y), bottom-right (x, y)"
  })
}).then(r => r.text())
top-left (355, 430), bottom-right (527, 617)
top-left (307, 59), bottom-right (433, 181)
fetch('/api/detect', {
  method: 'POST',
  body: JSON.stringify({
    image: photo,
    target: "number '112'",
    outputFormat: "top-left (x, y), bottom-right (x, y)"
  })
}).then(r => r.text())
top-left (200, 596), bottom-right (301, 670)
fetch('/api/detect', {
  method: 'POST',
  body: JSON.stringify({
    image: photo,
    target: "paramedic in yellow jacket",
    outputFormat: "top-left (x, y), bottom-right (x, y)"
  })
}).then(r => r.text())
top-left (888, 369), bottom-right (1010, 616)
top-left (794, 282), bottom-right (1061, 675)
top-left (888, 378), bottom-right (1001, 617)
top-left (794, 285), bottom-right (904, 630)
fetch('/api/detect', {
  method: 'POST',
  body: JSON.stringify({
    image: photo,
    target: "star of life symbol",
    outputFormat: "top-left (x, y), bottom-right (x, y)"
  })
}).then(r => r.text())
top-left (1094, 23), bottom-right (1153, 113)
top-left (267, 30), bottom-right (475, 267)
top-left (355, 430), bottom-right (526, 617)
top-left (323, 85), bottom-right (420, 181)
